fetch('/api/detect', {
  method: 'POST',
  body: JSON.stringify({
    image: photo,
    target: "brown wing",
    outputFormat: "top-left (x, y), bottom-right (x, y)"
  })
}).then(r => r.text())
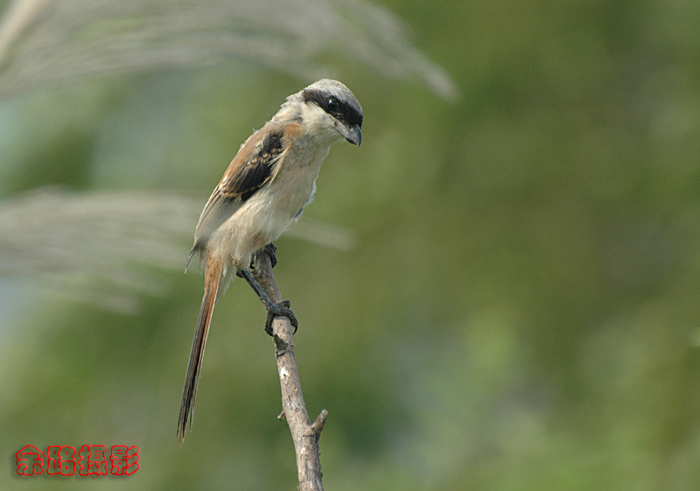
top-left (186, 124), bottom-right (286, 267)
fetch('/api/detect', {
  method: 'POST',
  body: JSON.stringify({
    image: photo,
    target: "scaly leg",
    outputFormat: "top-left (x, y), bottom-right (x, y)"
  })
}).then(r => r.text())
top-left (239, 269), bottom-right (298, 336)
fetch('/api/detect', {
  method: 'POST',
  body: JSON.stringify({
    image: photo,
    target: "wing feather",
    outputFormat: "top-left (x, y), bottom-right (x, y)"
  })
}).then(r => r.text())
top-left (187, 125), bottom-right (286, 265)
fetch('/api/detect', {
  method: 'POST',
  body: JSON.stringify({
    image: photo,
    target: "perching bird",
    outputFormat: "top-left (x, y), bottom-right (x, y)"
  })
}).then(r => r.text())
top-left (178, 79), bottom-right (363, 443)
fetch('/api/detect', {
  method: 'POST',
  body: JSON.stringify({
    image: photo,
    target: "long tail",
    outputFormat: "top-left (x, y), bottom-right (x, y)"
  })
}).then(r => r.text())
top-left (177, 255), bottom-right (223, 444)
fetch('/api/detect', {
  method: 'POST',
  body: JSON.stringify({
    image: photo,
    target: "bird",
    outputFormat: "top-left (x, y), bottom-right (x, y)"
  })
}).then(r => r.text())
top-left (178, 79), bottom-right (363, 444)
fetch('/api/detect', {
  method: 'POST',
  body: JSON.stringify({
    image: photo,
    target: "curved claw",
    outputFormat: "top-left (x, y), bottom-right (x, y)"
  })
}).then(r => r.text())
top-left (264, 243), bottom-right (278, 269)
top-left (264, 300), bottom-right (298, 336)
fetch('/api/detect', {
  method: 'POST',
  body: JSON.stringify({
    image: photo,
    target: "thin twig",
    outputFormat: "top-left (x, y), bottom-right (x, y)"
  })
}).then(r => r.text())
top-left (252, 250), bottom-right (327, 491)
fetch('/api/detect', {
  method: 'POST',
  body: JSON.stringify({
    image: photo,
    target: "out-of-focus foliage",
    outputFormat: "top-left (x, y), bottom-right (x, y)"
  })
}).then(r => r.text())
top-left (0, 188), bottom-right (358, 311)
top-left (0, 0), bottom-right (456, 98)
top-left (2, 0), bottom-right (700, 490)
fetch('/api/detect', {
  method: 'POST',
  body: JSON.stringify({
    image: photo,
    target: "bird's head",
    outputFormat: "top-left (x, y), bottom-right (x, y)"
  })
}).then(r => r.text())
top-left (290, 79), bottom-right (363, 146)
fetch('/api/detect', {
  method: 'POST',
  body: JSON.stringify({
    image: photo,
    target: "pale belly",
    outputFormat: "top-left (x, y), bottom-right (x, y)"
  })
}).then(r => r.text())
top-left (209, 145), bottom-right (329, 270)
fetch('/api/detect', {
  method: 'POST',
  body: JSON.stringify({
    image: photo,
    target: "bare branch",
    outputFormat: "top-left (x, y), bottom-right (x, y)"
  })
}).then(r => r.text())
top-left (252, 249), bottom-right (326, 491)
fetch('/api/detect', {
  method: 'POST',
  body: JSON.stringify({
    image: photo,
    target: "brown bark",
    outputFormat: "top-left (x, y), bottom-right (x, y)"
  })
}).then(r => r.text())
top-left (252, 250), bottom-right (327, 491)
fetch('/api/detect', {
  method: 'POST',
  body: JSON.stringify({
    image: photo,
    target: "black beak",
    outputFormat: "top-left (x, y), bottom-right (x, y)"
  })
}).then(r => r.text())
top-left (335, 121), bottom-right (362, 146)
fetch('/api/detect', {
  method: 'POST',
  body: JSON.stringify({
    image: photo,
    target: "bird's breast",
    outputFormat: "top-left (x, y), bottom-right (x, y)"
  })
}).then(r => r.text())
top-left (263, 142), bottom-right (330, 221)
top-left (210, 142), bottom-right (331, 268)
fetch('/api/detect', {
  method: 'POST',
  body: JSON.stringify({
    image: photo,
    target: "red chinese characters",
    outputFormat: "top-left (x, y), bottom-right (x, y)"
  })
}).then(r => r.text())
top-left (110, 445), bottom-right (139, 475)
top-left (16, 445), bottom-right (139, 476)
top-left (47, 445), bottom-right (76, 475)
top-left (78, 445), bottom-right (108, 476)
top-left (16, 445), bottom-right (44, 476)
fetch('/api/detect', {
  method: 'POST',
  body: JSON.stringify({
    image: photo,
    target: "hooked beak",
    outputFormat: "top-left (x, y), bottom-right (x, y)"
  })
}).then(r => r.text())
top-left (334, 120), bottom-right (362, 146)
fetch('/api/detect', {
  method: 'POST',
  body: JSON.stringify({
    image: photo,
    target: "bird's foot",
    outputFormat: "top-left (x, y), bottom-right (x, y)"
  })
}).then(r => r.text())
top-left (265, 300), bottom-right (298, 336)
top-left (263, 243), bottom-right (278, 269)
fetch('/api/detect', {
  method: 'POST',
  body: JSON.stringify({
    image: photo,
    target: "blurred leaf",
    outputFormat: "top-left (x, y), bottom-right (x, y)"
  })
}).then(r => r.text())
top-left (0, 187), bottom-right (357, 312)
top-left (0, 0), bottom-right (458, 99)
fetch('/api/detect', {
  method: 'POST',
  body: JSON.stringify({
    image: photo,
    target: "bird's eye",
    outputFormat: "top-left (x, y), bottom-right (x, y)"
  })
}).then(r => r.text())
top-left (327, 97), bottom-right (338, 112)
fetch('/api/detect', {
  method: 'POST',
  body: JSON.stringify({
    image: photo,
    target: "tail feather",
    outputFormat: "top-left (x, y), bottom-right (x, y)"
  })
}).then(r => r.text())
top-left (178, 255), bottom-right (223, 444)
top-left (185, 243), bottom-right (200, 272)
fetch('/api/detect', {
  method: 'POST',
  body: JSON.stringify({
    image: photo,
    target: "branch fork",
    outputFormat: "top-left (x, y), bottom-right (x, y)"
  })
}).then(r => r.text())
top-left (251, 250), bottom-right (327, 491)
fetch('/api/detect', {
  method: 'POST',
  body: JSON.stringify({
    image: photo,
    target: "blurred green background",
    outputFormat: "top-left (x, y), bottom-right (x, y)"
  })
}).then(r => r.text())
top-left (2, 0), bottom-right (700, 489)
